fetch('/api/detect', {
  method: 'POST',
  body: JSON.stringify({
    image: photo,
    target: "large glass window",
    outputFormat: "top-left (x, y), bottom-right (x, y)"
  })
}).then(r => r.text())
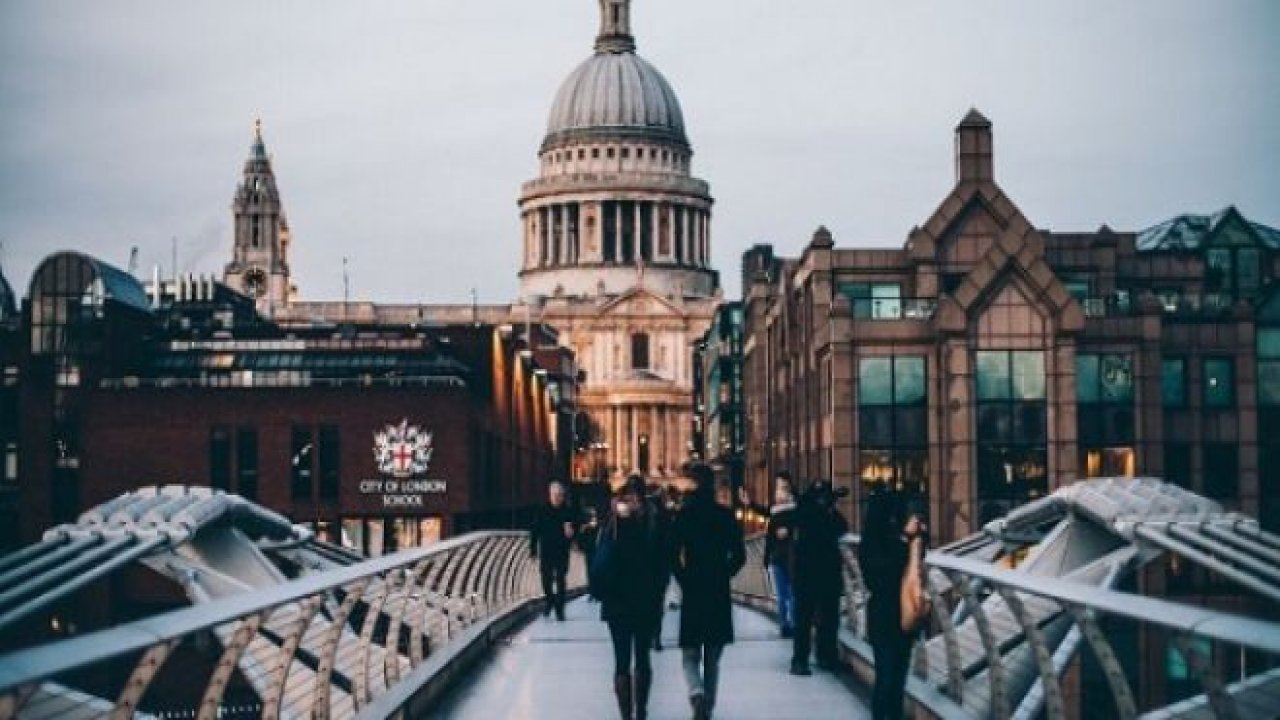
top-left (841, 283), bottom-right (902, 319)
top-left (1203, 358), bottom-right (1235, 408)
top-left (1206, 246), bottom-right (1263, 299)
top-left (858, 356), bottom-right (928, 510)
top-left (236, 427), bottom-right (259, 501)
top-left (1077, 354), bottom-right (1136, 472)
top-left (319, 425), bottom-right (341, 501)
top-left (290, 426), bottom-right (313, 502)
top-left (1162, 358), bottom-right (1187, 408)
top-left (1076, 354), bottom-right (1133, 404)
top-left (975, 351), bottom-right (1047, 523)
top-left (209, 427), bottom-right (230, 491)
top-left (1202, 444), bottom-right (1239, 500)
top-left (1259, 330), bottom-right (1280, 406)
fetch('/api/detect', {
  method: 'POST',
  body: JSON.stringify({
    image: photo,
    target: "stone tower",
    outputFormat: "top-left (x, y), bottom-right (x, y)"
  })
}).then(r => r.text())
top-left (223, 120), bottom-right (292, 315)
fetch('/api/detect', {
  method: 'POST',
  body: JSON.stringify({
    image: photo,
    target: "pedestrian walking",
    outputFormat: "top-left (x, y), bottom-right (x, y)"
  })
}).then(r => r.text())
top-left (671, 463), bottom-right (746, 720)
top-left (790, 480), bottom-right (849, 676)
top-left (591, 474), bottom-right (669, 720)
top-left (858, 488), bottom-right (927, 720)
top-left (763, 472), bottom-right (798, 637)
top-left (529, 481), bottom-right (577, 621)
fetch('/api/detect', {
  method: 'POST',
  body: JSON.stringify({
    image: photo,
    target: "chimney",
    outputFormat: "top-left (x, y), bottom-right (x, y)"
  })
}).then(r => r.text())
top-left (955, 108), bottom-right (993, 183)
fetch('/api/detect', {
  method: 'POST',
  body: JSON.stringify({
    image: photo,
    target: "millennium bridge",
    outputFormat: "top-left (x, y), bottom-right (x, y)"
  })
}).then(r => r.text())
top-left (1, 477), bottom-right (1278, 719)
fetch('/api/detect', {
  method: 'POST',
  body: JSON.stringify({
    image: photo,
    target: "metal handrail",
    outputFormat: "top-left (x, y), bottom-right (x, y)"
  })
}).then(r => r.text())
top-left (732, 532), bottom-right (1280, 720)
top-left (0, 531), bottom-right (583, 719)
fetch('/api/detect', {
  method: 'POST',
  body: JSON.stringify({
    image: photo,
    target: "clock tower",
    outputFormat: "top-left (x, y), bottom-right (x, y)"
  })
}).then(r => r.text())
top-left (223, 119), bottom-right (293, 315)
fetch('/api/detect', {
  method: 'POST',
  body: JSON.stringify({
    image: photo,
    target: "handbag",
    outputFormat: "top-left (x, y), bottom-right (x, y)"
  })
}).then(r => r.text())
top-left (899, 536), bottom-right (931, 634)
top-left (588, 523), bottom-right (616, 600)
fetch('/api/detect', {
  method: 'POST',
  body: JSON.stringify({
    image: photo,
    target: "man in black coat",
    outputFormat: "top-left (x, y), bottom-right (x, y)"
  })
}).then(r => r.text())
top-left (671, 463), bottom-right (746, 720)
top-left (530, 481), bottom-right (578, 621)
top-left (790, 480), bottom-right (850, 676)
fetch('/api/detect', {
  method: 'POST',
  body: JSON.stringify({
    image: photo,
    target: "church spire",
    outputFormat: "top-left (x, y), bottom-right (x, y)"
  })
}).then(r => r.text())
top-left (595, 0), bottom-right (636, 54)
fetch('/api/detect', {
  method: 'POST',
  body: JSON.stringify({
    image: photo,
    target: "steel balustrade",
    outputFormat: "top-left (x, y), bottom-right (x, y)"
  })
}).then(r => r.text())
top-left (731, 533), bottom-right (1280, 720)
top-left (0, 531), bottom-right (584, 720)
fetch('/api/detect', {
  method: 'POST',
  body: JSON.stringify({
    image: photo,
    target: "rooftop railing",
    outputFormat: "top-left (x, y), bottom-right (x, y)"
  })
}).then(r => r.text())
top-left (850, 298), bottom-right (938, 321)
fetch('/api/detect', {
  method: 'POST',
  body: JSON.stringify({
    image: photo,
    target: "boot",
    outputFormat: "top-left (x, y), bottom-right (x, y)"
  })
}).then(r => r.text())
top-left (614, 673), bottom-right (633, 720)
top-left (633, 668), bottom-right (652, 720)
top-left (690, 691), bottom-right (709, 720)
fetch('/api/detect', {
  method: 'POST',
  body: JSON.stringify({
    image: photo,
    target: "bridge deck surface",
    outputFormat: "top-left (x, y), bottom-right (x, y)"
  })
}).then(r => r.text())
top-left (436, 596), bottom-right (869, 718)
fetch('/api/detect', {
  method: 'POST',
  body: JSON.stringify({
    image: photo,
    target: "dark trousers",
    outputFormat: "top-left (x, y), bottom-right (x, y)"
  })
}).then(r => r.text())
top-left (792, 588), bottom-right (840, 666)
top-left (870, 632), bottom-right (913, 720)
top-left (540, 560), bottom-right (568, 617)
top-left (607, 620), bottom-right (655, 675)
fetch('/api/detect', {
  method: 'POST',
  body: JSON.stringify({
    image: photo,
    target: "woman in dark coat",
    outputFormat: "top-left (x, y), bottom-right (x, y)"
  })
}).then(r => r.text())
top-left (857, 488), bottom-right (926, 720)
top-left (592, 474), bottom-right (668, 720)
top-left (671, 463), bottom-right (746, 720)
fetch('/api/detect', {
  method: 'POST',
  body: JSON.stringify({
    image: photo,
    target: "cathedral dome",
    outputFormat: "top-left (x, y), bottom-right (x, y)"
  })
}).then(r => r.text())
top-left (541, 0), bottom-right (688, 151)
top-left (544, 52), bottom-right (687, 150)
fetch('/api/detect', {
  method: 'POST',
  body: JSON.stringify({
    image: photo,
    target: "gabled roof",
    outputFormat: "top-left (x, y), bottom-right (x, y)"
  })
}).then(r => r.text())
top-left (1135, 206), bottom-right (1280, 252)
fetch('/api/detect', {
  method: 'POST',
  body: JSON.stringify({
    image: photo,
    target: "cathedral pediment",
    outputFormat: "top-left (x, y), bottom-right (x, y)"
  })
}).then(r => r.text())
top-left (596, 286), bottom-right (684, 319)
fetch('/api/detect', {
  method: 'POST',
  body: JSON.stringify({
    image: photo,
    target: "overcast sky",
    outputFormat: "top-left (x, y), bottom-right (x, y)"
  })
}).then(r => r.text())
top-left (2, 0), bottom-right (1278, 304)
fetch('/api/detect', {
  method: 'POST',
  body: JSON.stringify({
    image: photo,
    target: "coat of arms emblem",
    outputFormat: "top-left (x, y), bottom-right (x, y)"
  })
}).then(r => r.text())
top-left (374, 419), bottom-right (433, 478)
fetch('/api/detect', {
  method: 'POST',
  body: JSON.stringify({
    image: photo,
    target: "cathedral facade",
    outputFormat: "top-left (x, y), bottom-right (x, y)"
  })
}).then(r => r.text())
top-left (246, 0), bottom-right (718, 486)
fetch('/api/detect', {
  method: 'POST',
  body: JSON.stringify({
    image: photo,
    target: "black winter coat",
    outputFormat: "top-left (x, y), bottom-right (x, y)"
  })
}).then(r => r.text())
top-left (792, 503), bottom-right (849, 598)
top-left (763, 502), bottom-right (798, 571)
top-left (530, 503), bottom-right (578, 570)
top-left (593, 504), bottom-right (669, 631)
top-left (671, 499), bottom-right (746, 647)
top-left (857, 531), bottom-right (909, 644)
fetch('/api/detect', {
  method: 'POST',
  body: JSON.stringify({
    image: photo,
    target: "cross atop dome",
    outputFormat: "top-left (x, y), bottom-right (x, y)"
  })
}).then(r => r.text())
top-left (251, 117), bottom-right (268, 160)
top-left (595, 0), bottom-right (636, 54)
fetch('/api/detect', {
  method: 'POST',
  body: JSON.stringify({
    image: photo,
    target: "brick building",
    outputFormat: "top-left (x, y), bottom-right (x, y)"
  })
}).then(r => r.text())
top-left (743, 110), bottom-right (1280, 544)
top-left (9, 251), bottom-right (571, 553)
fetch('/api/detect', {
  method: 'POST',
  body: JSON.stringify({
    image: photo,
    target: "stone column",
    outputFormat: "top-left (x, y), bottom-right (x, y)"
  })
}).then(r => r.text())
top-left (614, 407), bottom-right (624, 474)
top-left (650, 405), bottom-right (660, 474)
top-left (634, 203), bottom-right (642, 263)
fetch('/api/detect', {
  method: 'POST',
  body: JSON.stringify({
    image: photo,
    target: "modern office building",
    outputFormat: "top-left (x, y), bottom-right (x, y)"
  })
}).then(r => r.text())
top-left (692, 302), bottom-right (745, 493)
top-left (742, 110), bottom-right (1280, 544)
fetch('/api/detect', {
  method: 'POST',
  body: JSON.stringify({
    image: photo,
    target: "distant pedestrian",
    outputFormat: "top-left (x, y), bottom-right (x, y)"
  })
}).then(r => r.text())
top-left (858, 488), bottom-right (927, 720)
top-left (763, 472), bottom-right (798, 637)
top-left (671, 463), bottom-right (746, 720)
top-left (592, 474), bottom-right (668, 720)
top-left (529, 481), bottom-right (577, 621)
top-left (650, 484), bottom-right (676, 652)
top-left (790, 480), bottom-right (849, 676)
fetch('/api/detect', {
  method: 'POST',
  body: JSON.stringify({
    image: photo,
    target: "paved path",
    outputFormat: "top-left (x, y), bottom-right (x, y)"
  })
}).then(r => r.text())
top-left (435, 597), bottom-right (869, 719)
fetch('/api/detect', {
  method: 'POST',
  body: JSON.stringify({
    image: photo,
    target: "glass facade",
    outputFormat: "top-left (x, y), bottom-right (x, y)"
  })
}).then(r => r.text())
top-left (1077, 353), bottom-right (1136, 477)
top-left (857, 356), bottom-right (927, 511)
top-left (1162, 358), bottom-right (1187, 408)
top-left (1202, 358), bottom-right (1235, 408)
top-left (975, 351), bottom-right (1047, 523)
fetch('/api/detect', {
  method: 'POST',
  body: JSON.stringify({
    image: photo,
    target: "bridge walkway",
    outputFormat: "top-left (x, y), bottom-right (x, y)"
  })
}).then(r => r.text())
top-left (436, 596), bottom-right (869, 719)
